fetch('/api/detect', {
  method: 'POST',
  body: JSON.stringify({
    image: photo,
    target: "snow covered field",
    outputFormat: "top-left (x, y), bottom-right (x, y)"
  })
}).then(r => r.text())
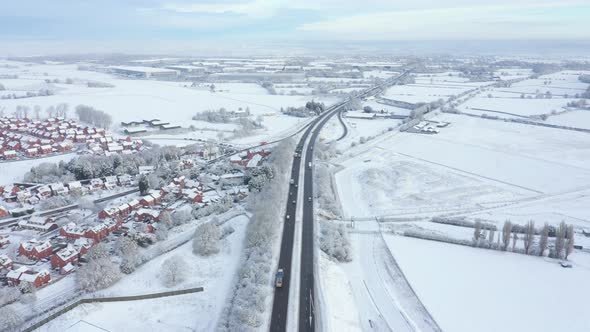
top-left (335, 151), bottom-right (528, 219)
top-left (459, 97), bottom-right (569, 117)
top-left (0, 62), bottom-right (339, 145)
top-left (384, 235), bottom-right (590, 332)
top-left (36, 214), bottom-right (249, 332)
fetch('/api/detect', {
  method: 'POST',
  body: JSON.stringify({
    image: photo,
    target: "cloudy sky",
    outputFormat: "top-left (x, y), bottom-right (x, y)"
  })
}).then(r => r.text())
top-left (1, 0), bottom-right (589, 54)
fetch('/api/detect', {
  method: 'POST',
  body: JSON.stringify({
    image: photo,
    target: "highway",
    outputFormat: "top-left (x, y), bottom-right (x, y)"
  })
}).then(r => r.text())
top-left (270, 100), bottom-right (348, 331)
top-left (270, 70), bottom-right (411, 332)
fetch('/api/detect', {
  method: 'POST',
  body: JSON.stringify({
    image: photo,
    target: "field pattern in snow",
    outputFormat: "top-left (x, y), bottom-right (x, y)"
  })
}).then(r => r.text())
top-left (384, 236), bottom-right (590, 332)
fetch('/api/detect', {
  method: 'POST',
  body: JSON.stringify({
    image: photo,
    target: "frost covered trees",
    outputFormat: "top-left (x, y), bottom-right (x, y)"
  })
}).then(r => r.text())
top-left (501, 220), bottom-right (512, 251)
top-left (172, 208), bottom-right (193, 226)
top-left (193, 222), bottom-right (221, 256)
top-left (565, 224), bottom-right (575, 260)
top-left (0, 287), bottom-right (21, 306)
top-left (77, 251), bottom-right (121, 292)
top-left (553, 221), bottom-right (567, 259)
top-left (218, 138), bottom-right (295, 331)
top-left (320, 221), bottom-right (352, 262)
top-left (160, 255), bottom-right (187, 287)
top-left (0, 305), bottom-right (24, 331)
top-left (75, 104), bottom-right (112, 128)
top-left (539, 223), bottom-right (549, 256)
top-left (117, 236), bottom-right (142, 273)
top-left (138, 175), bottom-right (149, 195)
top-left (523, 220), bottom-right (535, 254)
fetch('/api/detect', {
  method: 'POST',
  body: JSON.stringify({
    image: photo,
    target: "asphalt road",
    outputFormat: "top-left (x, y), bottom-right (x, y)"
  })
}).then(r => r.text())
top-left (336, 110), bottom-right (348, 141)
top-left (270, 101), bottom-right (346, 331)
top-left (270, 70), bottom-right (411, 332)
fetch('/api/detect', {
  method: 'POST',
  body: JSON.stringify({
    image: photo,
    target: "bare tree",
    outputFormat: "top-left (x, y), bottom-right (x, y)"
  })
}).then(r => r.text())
top-left (554, 221), bottom-right (567, 259)
top-left (565, 224), bottom-right (575, 260)
top-left (473, 220), bottom-right (482, 245)
top-left (512, 232), bottom-right (518, 251)
top-left (34, 105), bottom-right (41, 120)
top-left (539, 223), bottom-right (549, 256)
top-left (502, 220), bottom-right (512, 251)
top-left (46, 105), bottom-right (55, 118)
top-left (488, 228), bottom-right (495, 248)
top-left (160, 255), bottom-right (187, 287)
top-left (523, 220), bottom-right (535, 254)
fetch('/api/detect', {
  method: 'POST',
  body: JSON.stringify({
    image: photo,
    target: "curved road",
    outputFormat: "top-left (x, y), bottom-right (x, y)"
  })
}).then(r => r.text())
top-left (270, 70), bottom-right (411, 332)
top-left (336, 110), bottom-right (348, 141)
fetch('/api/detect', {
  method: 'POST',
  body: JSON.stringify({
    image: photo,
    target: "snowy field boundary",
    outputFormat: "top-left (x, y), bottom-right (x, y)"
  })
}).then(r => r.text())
top-left (22, 287), bottom-right (205, 332)
top-left (377, 232), bottom-right (443, 332)
top-left (444, 109), bottom-right (590, 133)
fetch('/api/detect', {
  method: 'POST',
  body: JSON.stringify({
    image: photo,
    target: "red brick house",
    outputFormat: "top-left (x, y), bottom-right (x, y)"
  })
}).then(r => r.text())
top-left (98, 207), bottom-right (120, 219)
top-left (0, 254), bottom-right (13, 271)
top-left (84, 224), bottom-right (109, 243)
top-left (186, 191), bottom-right (203, 203)
top-left (3, 150), bottom-right (17, 159)
top-left (140, 195), bottom-right (155, 207)
top-left (19, 240), bottom-right (53, 260)
top-left (51, 245), bottom-right (81, 269)
top-left (7, 266), bottom-right (51, 288)
top-left (60, 223), bottom-right (86, 240)
top-left (117, 203), bottom-right (131, 216)
top-left (0, 206), bottom-right (9, 218)
top-left (127, 199), bottom-right (140, 210)
top-left (135, 208), bottom-right (160, 222)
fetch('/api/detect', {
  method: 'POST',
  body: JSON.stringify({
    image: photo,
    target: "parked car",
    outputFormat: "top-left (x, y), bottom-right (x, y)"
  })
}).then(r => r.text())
top-left (560, 261), bottom-right (572, 268)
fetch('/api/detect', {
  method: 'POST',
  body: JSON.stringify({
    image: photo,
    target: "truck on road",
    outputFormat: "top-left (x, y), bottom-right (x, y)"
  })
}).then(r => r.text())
top-left (276, 268), bottom-right (284, 288)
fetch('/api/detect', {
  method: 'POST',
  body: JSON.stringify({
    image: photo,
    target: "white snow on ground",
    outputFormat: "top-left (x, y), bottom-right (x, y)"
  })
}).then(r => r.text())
top-left (546, 110), bottom-right (590, 130)
top-left (375, 114), bottom-right (590, 193)
top-left (37, 215), bottom-right (249, 332)
top-left (459, 97), bottom-right (569, 116)
top-left (0, 153), bottom-right (77, 185)
top-left (317, 253), bottom-right (362, 332)
top-left (335, 153), bottom-right (527, 219)
top-left (384, 235), bottom-right (590, 332)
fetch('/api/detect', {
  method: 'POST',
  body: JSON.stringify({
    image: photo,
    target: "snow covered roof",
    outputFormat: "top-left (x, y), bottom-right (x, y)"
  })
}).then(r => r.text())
top-left (21, 239), bottom-right (51, 253)
top-left (7, 266), bottom-right (27, 279)
top-left (128, 199), bottom-right (140, 206)
top-left (136, 208), bottom-right (160, 218)
top-left (246, 154), bottom-right (263, 168)
top-left (56, 245), bottom-right (78, 261)
top-left (0, 254), bottom-right (12, 266)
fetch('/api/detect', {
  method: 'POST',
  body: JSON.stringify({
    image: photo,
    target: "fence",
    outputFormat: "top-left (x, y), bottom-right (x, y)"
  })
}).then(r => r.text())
top-left (22, 287), bottom-right (204, 332)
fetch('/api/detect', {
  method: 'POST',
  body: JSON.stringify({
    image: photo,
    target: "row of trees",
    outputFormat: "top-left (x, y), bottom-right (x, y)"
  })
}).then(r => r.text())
top-left (473, 220), bottom-right (575, 259)
top-left (24, 144), bottom-right (185, 183)
top-left (75, 104), bottom-right (112, 128)
top-left (217, 138), bottom-right (295, 331)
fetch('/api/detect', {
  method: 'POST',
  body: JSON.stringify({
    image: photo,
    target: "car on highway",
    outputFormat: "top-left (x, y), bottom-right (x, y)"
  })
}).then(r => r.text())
top-left (290, 178), bottom-right (295, 185)
top-left (286, 215), bottom-right (290, 220)
top-left (308, 162), bottom-right (312, 169)
top-left (276, 268), bottom-right (284, 288)
top-left (292, 200), bottom-right (296, 204)
top-left (308, 197), bottom-right (312, 202)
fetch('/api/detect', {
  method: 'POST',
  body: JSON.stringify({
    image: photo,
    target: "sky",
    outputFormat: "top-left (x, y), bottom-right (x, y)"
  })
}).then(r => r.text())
top-left (1, 0), bottom-right (589, 55)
